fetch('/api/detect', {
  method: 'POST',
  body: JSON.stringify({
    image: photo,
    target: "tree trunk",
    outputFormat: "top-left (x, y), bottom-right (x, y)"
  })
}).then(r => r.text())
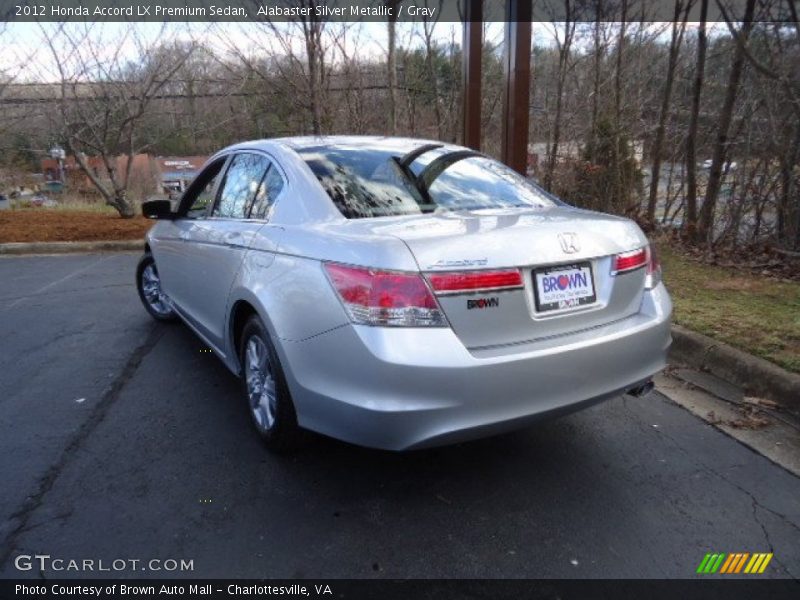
top-left (386, 6), bottom-right (398, 135)
top-left (65, 140), bottom-right (133, 218)
top-left (696, 0), bottom-right (756, 244)
top-left (646, 1), bottom-right (687, 225)
top-left (589, 16), bottom-right (602, 162)
top-left (612, 0), bottom-right (627, 210)
top-left (303, 18), bottom-right (323, 135)
top-left (684, 0), bottom-right (708, 240)
top-left (779, 124), bottom-right (800, 247)
top-left (795, 196), bottom-right (800, 251)
top-left (424, 27), bottom-right (443, 139)
top-left (111, 190), bottom-right (136, 219)
top-left (544, 9), bottom-right (573, 192)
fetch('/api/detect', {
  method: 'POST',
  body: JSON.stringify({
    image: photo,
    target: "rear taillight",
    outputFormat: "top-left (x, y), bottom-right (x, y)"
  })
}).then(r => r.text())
top-left (612, 245), bottom-right (662, 289)
top-left (324, 263), bottom-right (446, 327)
top-left (612, 248), bottom-right (648, 274)
top-left (427, 269), bottom-right (523, 294)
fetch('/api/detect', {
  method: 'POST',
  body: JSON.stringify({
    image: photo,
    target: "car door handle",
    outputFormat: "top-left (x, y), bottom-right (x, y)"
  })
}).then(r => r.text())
top-left (223, 232), bottom-right (245, 247)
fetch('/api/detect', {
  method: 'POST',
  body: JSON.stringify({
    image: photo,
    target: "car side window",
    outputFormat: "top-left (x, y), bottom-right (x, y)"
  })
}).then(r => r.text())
top-left (250, 163), bottom-right (285, 220)
top-left (184, 158), bottom-right (226, 219)
top-left (213, 153), bottom-right (270, 219)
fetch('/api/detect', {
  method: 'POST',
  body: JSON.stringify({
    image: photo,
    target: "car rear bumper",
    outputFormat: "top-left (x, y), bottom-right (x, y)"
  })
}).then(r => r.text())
top-left (278, 284), bottom-right (672, 450)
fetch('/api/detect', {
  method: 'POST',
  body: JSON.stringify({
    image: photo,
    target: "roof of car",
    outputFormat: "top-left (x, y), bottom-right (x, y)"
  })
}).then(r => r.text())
top-left (275, 135), bottom-right (449, 151)
top-left (221, 136), bottom-right (464, 156)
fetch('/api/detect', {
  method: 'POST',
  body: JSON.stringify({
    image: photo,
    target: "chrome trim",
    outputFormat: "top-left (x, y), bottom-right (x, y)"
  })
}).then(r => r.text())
top-left (431, 284), bottom-right (525, 296)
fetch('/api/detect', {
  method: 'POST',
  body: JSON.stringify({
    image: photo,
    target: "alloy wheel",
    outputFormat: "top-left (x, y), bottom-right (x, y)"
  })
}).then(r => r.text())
top-left (140, 263), bottom-right (173, 317)
top-left (244, 335), bottom-right (277, 432)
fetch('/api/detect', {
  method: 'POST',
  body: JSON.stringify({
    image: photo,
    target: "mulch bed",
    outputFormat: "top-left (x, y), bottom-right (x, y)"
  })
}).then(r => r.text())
top-left (0, 210), bottom-right (153, 243)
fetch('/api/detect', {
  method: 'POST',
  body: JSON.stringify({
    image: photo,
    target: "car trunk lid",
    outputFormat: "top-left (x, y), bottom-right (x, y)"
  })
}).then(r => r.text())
top-left (356, 206), bottom-right (649, 349)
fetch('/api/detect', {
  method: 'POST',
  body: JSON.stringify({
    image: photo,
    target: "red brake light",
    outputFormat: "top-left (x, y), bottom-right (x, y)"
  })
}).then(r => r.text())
top-left (613, 248), bottom-right (648, 274)
top-left (324, 263), bottom-right (445, 327)
top-left (427, 269), bottom-right (523, 294)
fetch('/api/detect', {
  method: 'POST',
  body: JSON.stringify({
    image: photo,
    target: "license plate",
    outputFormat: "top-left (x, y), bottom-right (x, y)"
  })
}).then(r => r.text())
top-left (534, 262), bottom-right (596, 313)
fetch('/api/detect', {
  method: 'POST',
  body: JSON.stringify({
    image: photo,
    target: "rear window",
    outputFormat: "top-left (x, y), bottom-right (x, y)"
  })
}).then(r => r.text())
top-left (298, 145), bottom-right (554, 219)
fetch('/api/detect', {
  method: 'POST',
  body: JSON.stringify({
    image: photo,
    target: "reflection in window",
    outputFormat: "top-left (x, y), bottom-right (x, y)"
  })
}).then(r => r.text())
top-left (250, 165), bottom-right (285, 219)
top-left (303, 151), bottom-right (425, 219)
top-left (186, 159), bottom-right (225, 219)
top-left (299, 145), bottom-right (553, 219)
top-left (214, 153), bottom-right (269, 219)
top-left (428, 157), bottom-right (552, 212)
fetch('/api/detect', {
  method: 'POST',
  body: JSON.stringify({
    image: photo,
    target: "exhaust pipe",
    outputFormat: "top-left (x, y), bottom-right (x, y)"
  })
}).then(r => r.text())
top-left (627, 381), bottom-right (655, 398)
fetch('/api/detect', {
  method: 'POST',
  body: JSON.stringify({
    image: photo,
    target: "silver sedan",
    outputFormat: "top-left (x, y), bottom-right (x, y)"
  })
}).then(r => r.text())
top-left (136, 136), bottom-right (672, 451)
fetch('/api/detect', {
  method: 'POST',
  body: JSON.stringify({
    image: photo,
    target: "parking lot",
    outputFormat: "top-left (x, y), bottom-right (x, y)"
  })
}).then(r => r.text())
top-left (1, 252), bottom-right (799, 579)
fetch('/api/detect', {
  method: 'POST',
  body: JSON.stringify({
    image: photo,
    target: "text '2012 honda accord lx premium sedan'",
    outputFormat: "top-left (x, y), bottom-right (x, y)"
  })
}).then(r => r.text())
top-left (136, 136), bottom-right (672, 451)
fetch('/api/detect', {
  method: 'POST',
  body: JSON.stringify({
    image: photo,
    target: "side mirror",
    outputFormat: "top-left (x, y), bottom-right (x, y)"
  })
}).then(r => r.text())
top-left (142, 199), bottom-right (176, 220)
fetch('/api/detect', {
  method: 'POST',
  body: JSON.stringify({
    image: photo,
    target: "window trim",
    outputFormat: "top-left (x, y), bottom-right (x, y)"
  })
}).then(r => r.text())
top-left (246, 162), bottom-right (287, 221)
top-left (207, 150), bottom-right (288, 223)
top-left (245, 163), bottom-right (272, 220)
top-left (178, 154), bottom-right (231, 219)
top-left (247, 151), bottom-right (288, 223)
top-left (210, 151), bottom-right (264, 220)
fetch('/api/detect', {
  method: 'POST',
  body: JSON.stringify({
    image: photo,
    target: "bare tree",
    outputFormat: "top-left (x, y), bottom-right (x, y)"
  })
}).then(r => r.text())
top-left (544, 0), bottom-right (576, 191)
top-left (697, 0), bottom-right (757, 244)
top-left (2, 9), bottom-right (798, 254)
top-left (588, 12), bottom-right (604, 161)
top-left (418, 3), bottom-right (444, 139)
top-left (300, 7), bottom-right (327, 135)
top-left (40, 23), bottom-right (194, 217)
top-left (227, 3), bottom-right (337, 136)
top-left (332, 25), bottom-right (371, 134)
top-left (612, 0), bottom-right (628, 201)
top-left (684, 0), bottom-right (708, 239)
top-left (645, 0), bottom-right (691, 225)
top-left (719, 0), bottom-right (800, 249)
top-left (386, 0), bottom-right (400, 135)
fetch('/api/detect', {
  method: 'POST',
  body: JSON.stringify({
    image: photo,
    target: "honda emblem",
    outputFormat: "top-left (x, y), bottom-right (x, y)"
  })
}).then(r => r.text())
top-left (558, 232), bottom-right (580, 254)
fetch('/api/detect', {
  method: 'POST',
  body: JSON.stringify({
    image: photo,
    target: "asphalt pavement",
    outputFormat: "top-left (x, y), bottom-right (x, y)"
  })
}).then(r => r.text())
top-left (1, 253), bottom-right (799, 579)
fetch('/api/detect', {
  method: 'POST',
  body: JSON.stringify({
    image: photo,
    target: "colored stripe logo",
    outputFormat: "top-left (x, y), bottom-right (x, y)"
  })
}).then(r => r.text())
top-left (696, 552), bottom-right (773, 574)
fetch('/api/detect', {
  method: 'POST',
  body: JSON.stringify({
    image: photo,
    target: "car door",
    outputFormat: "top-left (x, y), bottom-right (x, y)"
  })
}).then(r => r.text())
top-left (151, 155), bottom-right (228, 315)
top-left (165, 152), bottom-right (273, 351)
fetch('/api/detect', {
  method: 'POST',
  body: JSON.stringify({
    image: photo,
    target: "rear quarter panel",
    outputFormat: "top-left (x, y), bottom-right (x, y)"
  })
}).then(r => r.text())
top-left (229, 249), bottom-right (349, 349)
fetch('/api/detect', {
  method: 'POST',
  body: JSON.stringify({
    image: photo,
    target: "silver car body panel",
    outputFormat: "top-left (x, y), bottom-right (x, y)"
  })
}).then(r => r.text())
top-left (277, 285), bottom-right (671, 450)
top-left (145, 136), bottom-right (673, 450)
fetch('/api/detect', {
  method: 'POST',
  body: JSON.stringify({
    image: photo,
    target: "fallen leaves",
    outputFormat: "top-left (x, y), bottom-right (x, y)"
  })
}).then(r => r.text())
top-left (706, 405), bottom-right (772, 430)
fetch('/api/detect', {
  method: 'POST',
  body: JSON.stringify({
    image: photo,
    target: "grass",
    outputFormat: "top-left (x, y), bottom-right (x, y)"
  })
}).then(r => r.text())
top-left (9, 197), bottom-right (120, 214)
top-left (660, 245), bottom-right (800, 373)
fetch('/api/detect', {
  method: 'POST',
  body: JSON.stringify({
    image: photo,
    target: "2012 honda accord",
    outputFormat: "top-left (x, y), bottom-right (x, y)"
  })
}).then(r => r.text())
top-left (136, 136), bottom-right (672, 451)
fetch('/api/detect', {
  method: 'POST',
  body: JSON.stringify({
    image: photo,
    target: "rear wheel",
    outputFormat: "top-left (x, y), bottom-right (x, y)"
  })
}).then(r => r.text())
top-left (136, 253), bottom-right (177, 322)
top-left (240, 315), bottom-right (301, 451)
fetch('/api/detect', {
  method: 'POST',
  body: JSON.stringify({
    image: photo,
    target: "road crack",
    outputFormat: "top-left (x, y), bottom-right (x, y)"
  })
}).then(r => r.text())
top-left (624, 395), bottom-right (800, 581)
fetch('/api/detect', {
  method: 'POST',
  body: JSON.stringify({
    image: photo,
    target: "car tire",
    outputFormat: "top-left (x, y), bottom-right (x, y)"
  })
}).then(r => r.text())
top-left (239, 315), bottom-right (301, 452)
top-left (136, 253), bottom-right (178, 322)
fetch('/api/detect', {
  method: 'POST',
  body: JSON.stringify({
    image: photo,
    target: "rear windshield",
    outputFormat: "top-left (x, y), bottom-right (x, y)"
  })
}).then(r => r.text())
top-left (298, 145), bottom-right (555, 219)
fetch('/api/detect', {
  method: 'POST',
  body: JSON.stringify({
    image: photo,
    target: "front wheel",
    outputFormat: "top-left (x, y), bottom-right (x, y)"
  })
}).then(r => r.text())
top-left (240, 315), bottom-right (301, 451)
top-left (136, 253), bottom-right (177, 322)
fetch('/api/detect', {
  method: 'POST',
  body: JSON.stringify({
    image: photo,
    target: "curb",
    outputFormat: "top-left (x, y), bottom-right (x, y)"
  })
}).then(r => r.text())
top-left (669, 324), bottom-right (800, 412)
top-left (0, 240), bottom-right (142, 255)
